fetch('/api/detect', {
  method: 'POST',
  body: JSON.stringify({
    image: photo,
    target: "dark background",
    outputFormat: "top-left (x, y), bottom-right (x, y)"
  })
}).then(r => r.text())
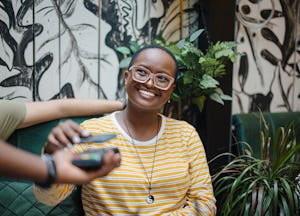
top-left (197, 0), bottom-right (235, 173)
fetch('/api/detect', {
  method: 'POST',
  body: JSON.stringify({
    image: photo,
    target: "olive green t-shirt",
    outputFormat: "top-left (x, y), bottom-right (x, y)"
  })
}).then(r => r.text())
top-left (0, 100), bottom-right (26, 140)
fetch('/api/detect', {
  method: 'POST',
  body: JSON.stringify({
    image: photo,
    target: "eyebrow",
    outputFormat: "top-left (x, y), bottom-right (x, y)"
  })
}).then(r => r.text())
top-left (136, 64), bottom-right (172, 76)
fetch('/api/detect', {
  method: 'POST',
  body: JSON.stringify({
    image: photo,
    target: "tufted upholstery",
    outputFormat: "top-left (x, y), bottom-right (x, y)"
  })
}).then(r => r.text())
top-left (231, 112), bottom-right (300, 157)
top-left (0, 181), bottom-right (82, 216)
top-left (0, 116), bottom-right (97, 216)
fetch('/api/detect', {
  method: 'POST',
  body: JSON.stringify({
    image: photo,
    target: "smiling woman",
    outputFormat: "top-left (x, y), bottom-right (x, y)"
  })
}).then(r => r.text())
top-left (34, 45), bottom-right (216, 215)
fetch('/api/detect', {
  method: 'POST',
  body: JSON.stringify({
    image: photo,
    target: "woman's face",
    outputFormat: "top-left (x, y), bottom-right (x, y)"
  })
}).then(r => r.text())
top-left (125, 48), bottom-right (176, 111)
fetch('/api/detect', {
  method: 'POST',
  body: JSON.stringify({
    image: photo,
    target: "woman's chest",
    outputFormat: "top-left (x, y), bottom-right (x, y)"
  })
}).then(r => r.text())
top-left (108, 144), bottom-right (190, 192)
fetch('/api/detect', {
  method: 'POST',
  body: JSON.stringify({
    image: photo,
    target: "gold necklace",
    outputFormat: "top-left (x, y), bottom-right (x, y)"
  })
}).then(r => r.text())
top-left (122, 112), bottom-right (159, 204)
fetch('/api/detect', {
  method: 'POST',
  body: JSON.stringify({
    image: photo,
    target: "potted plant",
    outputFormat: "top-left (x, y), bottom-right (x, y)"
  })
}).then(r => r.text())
top-left (211, 113), bottom-right (300, 215)
top-left (115, 29), bottom-right (240, 120)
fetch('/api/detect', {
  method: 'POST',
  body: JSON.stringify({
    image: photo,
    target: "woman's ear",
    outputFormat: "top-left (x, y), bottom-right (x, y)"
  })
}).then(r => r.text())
top-left (124, 70), bottom-right (129, 85)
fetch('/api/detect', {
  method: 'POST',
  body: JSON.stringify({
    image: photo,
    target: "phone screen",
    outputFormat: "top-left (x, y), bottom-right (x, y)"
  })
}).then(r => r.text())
top-left (73, 150), bottom-right (102, 161)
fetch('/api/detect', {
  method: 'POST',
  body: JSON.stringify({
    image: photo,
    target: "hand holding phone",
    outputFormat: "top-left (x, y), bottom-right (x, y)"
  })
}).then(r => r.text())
top-left (72, 147), bottom-right (120, 170)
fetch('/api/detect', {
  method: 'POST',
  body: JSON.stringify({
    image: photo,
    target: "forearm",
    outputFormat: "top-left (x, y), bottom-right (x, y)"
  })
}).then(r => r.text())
top-left (58, 99), bottom-right (124, 116)
top-left (21, 99), bottom-right (123, 128)
top-left (0, 141), bottom-right (48, 183)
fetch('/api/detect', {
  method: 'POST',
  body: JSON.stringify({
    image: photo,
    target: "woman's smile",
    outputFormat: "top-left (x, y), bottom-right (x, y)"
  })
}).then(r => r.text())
top-left (139, 89), bottom-right (156, 98)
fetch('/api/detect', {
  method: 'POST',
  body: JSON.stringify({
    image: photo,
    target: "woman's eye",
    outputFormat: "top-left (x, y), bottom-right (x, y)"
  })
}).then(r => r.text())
top-left (157, 75), bottom-right (169, 83)
top-left (136, 69), bottom-right (147, 76)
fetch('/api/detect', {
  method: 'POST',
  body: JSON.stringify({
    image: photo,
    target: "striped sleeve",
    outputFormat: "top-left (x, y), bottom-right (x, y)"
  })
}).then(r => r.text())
top-left (187, 128), bottom-right (216, 215)
top-left (33, 184), bottom-right (75, 206)
top-left (166, 124), bottom-right (216, 215)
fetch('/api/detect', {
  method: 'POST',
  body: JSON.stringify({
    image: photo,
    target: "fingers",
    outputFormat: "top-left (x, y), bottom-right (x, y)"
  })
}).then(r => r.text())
top-left (90, 150), bottom-right (121, 177)
top-left (102, 150), bottom-right (121, 172)
top-left (44, 120), bottom-right (89, 153)
top-left (52, 149), bottom-right (121, 184)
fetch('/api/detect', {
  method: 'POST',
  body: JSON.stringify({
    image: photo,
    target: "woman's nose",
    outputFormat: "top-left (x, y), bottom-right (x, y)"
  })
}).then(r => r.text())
top-left (145, 76), bottom-right (155, 88)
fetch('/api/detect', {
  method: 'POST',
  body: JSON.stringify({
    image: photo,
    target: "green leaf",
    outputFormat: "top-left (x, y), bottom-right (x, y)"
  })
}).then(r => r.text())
top-left (115, 46), bottom-right (131, 55)
top-left (280, 177), bottom-right (295, 212)
top-left (221, 94), bottom-right (232, 101)
top-left (199, 74), bottom-right (219, 89)
top-left (215, 48), bottom-right (234, 59)
top-left (273, 180), bottom-right (278, 214)
top-left (192, 96), bottom-right (206, 112)
top-left (183, 72), bottom-right (193, 84)
top-left (119, 57), bottom-right (131, 68)
top-left (198, 57), bottom-right (206, 64)
top-left (171, 92), bottom-right (181, 102)
top-left (280, 196), bottom-right (291, 216)
top-left (177, 39), bottom-right (186, 48)
top-left (209, 92), bottom-right (224, 105)
top-left (189, 29), bottom-right (204, 42)
top-left (129, 41), bottom-right (140, 53)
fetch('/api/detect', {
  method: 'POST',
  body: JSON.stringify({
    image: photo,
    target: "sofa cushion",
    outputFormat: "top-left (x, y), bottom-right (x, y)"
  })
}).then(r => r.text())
top-left (0, 181), bottom-right (83, 216)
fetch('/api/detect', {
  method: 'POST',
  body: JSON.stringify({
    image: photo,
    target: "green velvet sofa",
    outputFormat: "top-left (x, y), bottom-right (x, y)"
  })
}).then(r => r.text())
top-left (0, 116), bottom-right (95, 216)
top-left (231, 112), bottom-right (300, 157)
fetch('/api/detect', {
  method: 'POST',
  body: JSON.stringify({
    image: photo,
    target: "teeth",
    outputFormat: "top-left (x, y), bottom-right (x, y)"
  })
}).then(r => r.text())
top-left (139, 90), bottom-right (155, 97)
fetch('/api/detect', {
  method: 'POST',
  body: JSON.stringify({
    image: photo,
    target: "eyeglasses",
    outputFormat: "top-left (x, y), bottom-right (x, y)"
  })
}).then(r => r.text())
top-left (129, 66), bottom-right (175, 90)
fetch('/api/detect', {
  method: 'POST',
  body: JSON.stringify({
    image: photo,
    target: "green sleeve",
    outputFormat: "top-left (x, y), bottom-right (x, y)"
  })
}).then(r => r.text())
top-left (0, 100), bottom-right (26, 140)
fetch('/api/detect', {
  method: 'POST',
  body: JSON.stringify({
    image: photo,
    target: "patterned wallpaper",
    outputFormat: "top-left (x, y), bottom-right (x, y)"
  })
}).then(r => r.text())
top-left (0, 0), bottom-right (199, 102)
top-left (233, 0), bottom-right (300, 113)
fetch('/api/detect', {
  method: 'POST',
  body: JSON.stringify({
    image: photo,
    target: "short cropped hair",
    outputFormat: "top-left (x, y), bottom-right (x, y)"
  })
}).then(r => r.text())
top-left (128, 45), bottom-right (179, 78)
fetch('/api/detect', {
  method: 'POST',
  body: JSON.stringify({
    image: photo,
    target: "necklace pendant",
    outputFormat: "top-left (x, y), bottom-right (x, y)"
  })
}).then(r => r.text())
top-left (146, 194), bottom-right (155, 204)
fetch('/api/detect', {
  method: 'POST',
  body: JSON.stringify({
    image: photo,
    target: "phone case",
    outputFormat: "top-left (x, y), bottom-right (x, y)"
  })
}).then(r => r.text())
top-left (72, 147), bottom-right (119, 170)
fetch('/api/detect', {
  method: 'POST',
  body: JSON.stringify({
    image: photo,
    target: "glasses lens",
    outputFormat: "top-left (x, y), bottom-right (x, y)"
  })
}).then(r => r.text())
top-left (131, 66), bottom-right (174, 90)
top-left (154, 74), bottom-right (172, 89)
top-left (132, 67), bottom-right (150, 82)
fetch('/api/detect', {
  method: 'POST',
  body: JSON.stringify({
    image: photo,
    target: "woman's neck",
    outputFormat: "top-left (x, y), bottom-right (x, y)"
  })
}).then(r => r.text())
top-left (119, 107), bottom-right (161, 141)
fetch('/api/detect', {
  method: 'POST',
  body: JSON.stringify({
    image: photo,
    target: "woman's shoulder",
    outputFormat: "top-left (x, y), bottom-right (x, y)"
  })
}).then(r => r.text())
top-left (80, 113), bottom-right (113, 126)
top-left (162, 114), bottom-right (196, 131)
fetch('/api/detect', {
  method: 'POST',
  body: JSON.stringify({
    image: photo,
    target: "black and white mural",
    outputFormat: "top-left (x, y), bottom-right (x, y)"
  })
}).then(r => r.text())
top-left (0, 0), bottom-right (199, 102)
top-left (233, 0), bottom-right (300, 113)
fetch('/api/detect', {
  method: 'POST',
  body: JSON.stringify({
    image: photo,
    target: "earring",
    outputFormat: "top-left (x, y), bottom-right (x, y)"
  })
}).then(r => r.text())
top-left (168, 99), bottom-right (171, 103)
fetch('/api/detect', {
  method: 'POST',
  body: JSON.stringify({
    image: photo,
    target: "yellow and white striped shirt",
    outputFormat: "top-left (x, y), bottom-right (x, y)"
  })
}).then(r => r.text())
top-left (34, 112), bottom-right (216, 215)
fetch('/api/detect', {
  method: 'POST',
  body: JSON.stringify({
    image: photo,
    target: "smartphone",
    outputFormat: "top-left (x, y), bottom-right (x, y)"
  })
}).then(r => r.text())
top-left (79, 133), bottom-right (116, 143)
top-left (72, 147), bottom-right (120, 170)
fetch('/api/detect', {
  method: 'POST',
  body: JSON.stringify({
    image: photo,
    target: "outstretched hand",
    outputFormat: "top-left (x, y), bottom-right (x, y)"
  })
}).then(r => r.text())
top-left (44, 120), bottom-right (89, 154)
top-left (43, 119), bottom-right (121, 183)
top-left (52, 149), bottom-right (121, 184)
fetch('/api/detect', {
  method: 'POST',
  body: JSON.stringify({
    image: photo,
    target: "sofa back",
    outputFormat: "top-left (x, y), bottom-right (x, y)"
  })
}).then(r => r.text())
top-left (0, 116), bottom-right (96, 216)
top-left (232, 112), bottom-right (300, 158)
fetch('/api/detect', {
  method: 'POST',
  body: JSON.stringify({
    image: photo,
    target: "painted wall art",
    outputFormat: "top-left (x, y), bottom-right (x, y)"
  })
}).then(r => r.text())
top-left (233, 0), bottom-right (300, 113)
top-left (0, 0), bottom-right (199, 102)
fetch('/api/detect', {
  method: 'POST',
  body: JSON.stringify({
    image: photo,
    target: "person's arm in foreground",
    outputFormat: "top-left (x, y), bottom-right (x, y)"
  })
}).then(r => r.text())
top-left (20, 98), bottom-right (124, 128)
top-left (0, 140), bottom-right (121, 184)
